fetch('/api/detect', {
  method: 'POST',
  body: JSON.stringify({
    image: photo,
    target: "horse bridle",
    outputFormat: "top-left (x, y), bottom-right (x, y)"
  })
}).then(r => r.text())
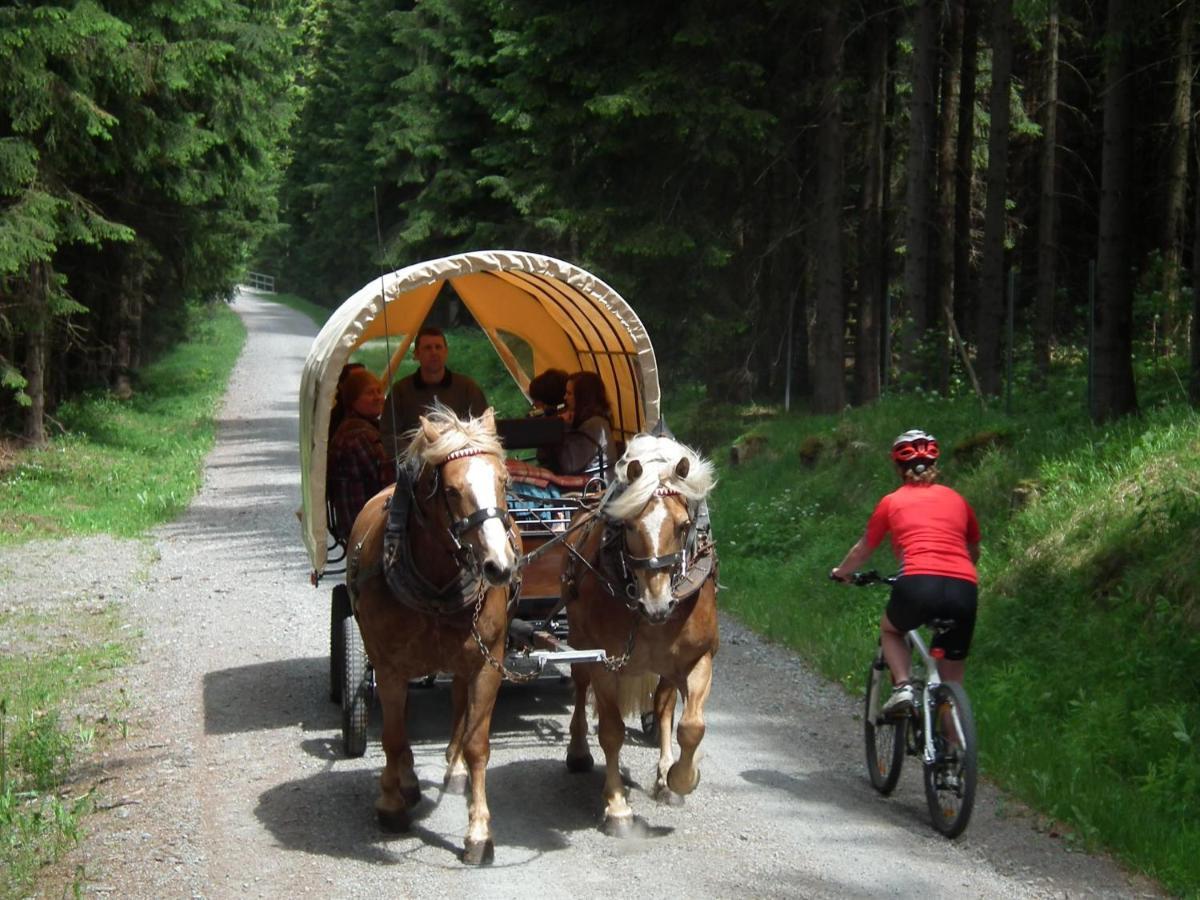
top-left (377, 446), bottom-right (516, 613)
top-left (605, 488), bottom-right (705, 610)
top-left (424, 447), bottom-right (515, 573)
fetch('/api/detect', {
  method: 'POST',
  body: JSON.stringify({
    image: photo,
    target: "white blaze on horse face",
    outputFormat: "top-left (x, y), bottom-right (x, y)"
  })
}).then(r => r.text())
top-left (634, 497), bottom-right (675, 616)
top-left (463, 456), bottom-right (515, 571)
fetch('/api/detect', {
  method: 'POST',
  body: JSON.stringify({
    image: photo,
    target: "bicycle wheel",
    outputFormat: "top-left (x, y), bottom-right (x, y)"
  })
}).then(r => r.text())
top-left (864, 660), bottom-right (906, 794)
top-left (923, 681), bottom-right (977, 838)
top-left (341, 616), bottom-right (369, 758)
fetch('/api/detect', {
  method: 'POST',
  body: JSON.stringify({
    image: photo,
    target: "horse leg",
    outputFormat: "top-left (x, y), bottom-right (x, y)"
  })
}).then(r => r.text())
top-left (460, 664), bottom-right (503, 866)
top-left (443, 675), bottom-right (469, 795)
top-left (667, 652), bottom-right (713, 796)
top-left (375, 677), bottom-right (420, 831)
top-left (651, 677), bottom-right (683, 805)
top-left (593, 673), bottom-right (636, 836)
top-left (565, 663), bottom-right (594, 772)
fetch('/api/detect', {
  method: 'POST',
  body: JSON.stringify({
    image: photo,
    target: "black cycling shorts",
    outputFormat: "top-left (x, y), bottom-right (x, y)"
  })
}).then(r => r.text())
top-left (886, 574), bottom-right (978, 661)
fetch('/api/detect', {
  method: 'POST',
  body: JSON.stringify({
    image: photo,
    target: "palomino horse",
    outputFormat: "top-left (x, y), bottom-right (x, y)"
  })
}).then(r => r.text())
top-left (346, 406), bottom-right (519, 865)
top-left (562, 433), bottom-right (719, 835)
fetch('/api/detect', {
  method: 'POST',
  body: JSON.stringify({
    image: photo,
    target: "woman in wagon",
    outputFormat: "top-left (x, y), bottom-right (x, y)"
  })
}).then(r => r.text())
top-left (829, 429), bottom-right (981, 718)
top-left (327, 368), bottom-right (395, 541)
top-left (547, 370), bottom-right (617, 482)
top-left (527, 367), bottom-right (568, 417)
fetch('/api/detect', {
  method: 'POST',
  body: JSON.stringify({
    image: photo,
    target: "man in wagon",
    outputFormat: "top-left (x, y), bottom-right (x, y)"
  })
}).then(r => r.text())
top-left (380, 325), bottom-right (489, 459)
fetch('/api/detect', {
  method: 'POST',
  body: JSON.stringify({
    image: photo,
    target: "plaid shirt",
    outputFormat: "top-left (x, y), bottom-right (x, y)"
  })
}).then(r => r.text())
top-left (328, 414), bottom-right (392, 540)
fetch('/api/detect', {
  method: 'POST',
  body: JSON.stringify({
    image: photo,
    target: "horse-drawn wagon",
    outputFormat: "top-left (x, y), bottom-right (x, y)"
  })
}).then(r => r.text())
top-left (297, 250), bottom-right (719, 862)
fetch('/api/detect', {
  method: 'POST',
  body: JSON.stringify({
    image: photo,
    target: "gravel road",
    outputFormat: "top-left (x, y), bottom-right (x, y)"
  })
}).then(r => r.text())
top-left (17, 289), bottom-right (1164, 899)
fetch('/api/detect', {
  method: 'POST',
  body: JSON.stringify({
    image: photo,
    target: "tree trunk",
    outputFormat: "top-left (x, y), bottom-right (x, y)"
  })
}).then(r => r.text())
top-left (21, 262), bottom-right (49, 448)
top-left (855, 0), bottom-right (890, 405)
top-left (1092, 0), bottom-right (1139, 422)
top-left (1161, 0), bottom-right (1192, 354)
top-left (976, 0), bottom-right (1014, 397)
top-left (901, 0), bottom-right (940, 380)
top-left (1190, 133), bottom-right (1200, 405)
top-left (953, 0), bottom-right (979, 344)
top-left (812, 1), bottom-right (846, 414)
top-left (935, 0), bottom-right (965, 393)
top-left (1033, 3), bottom-right (1060, 383)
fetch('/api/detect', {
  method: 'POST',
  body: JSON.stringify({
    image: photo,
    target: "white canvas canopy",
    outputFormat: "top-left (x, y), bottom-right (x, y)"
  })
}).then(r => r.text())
top-left (299, 249), bottom-right (661, 575)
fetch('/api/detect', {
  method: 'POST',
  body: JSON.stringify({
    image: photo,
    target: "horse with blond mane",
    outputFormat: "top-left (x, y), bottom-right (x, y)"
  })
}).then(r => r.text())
top-left (562, 433), bottom-right (719, 835)
top-left (346, 404), bottom-right (519, 864)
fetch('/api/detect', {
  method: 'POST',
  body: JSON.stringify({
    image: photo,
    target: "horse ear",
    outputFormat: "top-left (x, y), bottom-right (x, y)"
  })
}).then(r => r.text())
top-left (480, 406), bottom-right (496, 433)
top-left (420, 415), bottom-right (439, 445)
top-left (674, 457), bottom-right (691, 480)
top-left (626, 460), bottom-right (643, 482)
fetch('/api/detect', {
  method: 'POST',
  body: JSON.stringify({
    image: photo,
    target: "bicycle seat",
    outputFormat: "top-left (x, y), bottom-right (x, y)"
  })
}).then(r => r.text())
top-left (927, 617), bottom-right (957, 634)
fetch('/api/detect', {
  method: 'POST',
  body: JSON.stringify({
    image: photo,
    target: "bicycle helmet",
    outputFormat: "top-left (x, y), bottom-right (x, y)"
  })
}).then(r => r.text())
top-left (891, 429), bottom-right (939, 472)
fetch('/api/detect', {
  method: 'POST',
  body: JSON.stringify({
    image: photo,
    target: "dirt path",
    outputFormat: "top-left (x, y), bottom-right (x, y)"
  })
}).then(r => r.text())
top-left (26, 290), bottom-right (1163, 898)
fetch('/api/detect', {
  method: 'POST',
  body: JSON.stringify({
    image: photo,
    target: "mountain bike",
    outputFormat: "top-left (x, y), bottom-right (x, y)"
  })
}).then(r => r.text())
top-left (851, 570), bottom-right (978, 838)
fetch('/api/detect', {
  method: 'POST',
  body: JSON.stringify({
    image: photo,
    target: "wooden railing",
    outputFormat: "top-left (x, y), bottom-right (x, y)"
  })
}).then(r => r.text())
top-left (245, 271), bottom-right (276, 293)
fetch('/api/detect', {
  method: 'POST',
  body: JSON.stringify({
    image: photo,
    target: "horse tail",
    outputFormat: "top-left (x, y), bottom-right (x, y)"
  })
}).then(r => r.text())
top-left (584, 673), bottom-right (658, 721)
top-left (616, 672), bottom-right (659, 720)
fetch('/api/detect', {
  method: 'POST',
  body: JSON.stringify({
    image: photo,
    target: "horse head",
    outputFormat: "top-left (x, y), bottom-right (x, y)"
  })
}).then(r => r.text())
top-left (404, 404), bottom-right (518, 588)
top-left (603, 434), bottom-right (716, 624)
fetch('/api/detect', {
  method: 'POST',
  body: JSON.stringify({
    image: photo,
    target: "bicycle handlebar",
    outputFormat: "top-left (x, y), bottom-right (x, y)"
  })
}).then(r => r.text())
top-left (838, 569), bottom-right (897, 586)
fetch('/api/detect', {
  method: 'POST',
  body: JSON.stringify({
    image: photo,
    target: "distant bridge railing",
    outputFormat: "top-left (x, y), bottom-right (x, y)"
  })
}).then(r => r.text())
top-left (244, 271), bottom-right (276, 293)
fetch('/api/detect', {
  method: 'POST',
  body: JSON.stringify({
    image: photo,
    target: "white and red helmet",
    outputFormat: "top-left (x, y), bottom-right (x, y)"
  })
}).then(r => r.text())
top-left (891, 429), bottom-right (939, 470)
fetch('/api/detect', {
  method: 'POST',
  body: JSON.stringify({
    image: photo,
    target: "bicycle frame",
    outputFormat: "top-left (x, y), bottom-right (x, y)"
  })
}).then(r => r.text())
top-left (905, 629), bottom-right (949, 766)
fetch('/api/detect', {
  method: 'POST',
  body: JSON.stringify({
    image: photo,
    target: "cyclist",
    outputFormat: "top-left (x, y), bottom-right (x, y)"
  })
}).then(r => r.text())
top-left (830, 429), bottom-right (980, 717)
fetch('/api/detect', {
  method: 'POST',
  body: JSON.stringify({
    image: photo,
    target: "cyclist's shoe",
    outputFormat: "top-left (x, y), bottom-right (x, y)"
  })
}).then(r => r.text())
top-left (881, 682), bottom-right (914, 717)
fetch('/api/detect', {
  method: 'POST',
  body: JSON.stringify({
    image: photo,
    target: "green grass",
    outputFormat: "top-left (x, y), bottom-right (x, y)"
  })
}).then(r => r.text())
top-left (698, 367), bottom-right (1200, 896)
top-left (0, 302), bottom-right (245, 543)
top-left (0, 605), bottom-right (136, 899)
top-left (0, 299), bottom-right (243, 897)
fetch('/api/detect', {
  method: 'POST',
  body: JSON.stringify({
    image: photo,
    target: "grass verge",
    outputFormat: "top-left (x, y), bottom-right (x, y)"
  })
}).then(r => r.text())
top-left (0, 299), bottom-right (244, 896)
top-left (0, 302), bottom-right (246, 542)
top-left (0, 603), bottom-right (135, 900)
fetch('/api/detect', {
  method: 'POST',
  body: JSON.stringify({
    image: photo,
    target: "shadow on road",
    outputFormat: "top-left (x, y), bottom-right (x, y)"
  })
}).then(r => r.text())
top-left (250, 669), bottom-right (680, 865)
top-left (202, 662), bottom-right (585, 737)
top-left (253, 754), bottom-right (653, 865)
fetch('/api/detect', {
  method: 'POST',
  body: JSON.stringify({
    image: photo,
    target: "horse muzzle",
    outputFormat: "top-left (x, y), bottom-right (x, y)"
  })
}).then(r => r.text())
top-left (481, 558), bottom-right (514, 587)
top-left (635, 589), bottom-right (677, 624)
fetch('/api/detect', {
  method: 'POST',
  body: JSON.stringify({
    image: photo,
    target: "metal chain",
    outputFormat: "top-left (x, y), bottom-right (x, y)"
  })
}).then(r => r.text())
top-left (470, 585), bottom-right (541, 684)
top-left (600, 620), bottom-right (638, 672)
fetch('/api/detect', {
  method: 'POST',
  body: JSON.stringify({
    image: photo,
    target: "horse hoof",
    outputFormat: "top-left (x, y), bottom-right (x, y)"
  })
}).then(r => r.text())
top-left (566, 752), bottom-right (594, 774)
top-left (461, 839), bottom-right (494, 866)
top-left (444, 773), bottom-right (469, 795)
top-left (667, 763), bottom-right (700, 796)
top-left (654, 785), bottom-right (685, 807)
top-left (602, 814), bottom-right (634, 838)
top-left (602, 814), bottom-right (649, 839)
top-left (376, 806), bottom-right (411, 833)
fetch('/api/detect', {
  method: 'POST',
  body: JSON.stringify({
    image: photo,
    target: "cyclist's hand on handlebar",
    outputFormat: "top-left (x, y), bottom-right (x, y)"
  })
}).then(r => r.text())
top-left (829, 567), bottom-right (851, 584)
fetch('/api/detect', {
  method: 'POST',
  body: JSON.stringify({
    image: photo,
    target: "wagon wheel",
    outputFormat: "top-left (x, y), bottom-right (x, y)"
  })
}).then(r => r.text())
top-left (341, 614), bottom-right (369, 757)
top-left (640, 711), bottom-right (657, 740)
top-left (329, 585), bottom-right (350, 703)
